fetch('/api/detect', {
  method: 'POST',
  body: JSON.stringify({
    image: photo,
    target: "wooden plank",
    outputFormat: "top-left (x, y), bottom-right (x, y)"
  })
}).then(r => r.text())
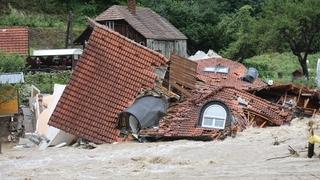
top-left (260, 121), bottom-right (267, 128)
top-left (303, 98), bottom-right (310, 108)
top-left (169, 54), bottom-right (197, 90)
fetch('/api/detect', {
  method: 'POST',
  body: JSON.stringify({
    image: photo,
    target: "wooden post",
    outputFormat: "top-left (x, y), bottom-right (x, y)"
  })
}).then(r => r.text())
top-left (308, 142), bottom-right (314, 158)
top-left (65, 11), bottom-right (74, 48)
top-left (297, 88), bottom-right (302, 103)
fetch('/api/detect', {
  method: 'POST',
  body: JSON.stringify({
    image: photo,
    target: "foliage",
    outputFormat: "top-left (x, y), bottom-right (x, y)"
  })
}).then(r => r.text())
top-left (140, 0), bottom-right (265, 54)
top-left (218, 5), bottom-right (258, 62)
top-left (24, 71), bottom-right (71, 94)
top-left (0, 5), bottom-right (65, 28)
top-left (252, 0), bottom-right (320, 78)
top-left (0, 52), bottom-right (26, 73)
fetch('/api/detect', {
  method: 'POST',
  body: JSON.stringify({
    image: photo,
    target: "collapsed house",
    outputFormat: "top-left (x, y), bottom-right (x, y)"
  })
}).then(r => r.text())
top-left (140, 86), bottom-right (292, 140)
top-left (48, 20), bottom-right (168, 144)
top-left (46, 19), bottom-right (316, 144)
top-left (248, 84), bottom-right (320, 117)
top-left (139, 56), bottom-right (293, 140)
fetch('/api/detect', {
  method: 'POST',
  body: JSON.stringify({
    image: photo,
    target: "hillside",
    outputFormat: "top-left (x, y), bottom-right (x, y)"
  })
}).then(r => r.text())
top-left (245, 53), bottom-right (320, 87)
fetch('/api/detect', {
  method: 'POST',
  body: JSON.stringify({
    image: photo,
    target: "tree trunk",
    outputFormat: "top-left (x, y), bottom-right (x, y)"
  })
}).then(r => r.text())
top-left (297, 54), bottom-right (309, 79)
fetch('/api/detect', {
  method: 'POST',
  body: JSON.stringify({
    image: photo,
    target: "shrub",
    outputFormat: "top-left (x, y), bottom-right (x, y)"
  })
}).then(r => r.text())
top-left (0, 52), bottom-right (26, 73)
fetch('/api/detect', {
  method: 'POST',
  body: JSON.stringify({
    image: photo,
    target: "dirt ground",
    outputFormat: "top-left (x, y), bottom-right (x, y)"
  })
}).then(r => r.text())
top-left (1, 118), bottom-right (320, 180)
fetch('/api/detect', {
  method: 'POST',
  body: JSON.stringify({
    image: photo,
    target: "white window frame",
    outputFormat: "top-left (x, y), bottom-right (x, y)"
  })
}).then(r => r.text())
top-left (201, 104), bottom-right (227, 129)
top-left (204, 66), bottom-right (229, 74)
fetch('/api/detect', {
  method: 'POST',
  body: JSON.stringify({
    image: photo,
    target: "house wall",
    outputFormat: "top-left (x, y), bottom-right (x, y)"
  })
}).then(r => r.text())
top-left (146, 39), bottom-right (187, 58)
top-left (98, 20), bottom-right (187, 58)
top-left (98, 20), bottom-right (146, 45)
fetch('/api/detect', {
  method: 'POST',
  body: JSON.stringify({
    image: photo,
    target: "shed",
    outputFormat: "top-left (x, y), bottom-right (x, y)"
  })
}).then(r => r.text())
top-left (0, 72), bottom-right (24, 117)
top-left (28, 48), bottom-right (83, 71)
top-left (74, 0), bottom-right (188, 58)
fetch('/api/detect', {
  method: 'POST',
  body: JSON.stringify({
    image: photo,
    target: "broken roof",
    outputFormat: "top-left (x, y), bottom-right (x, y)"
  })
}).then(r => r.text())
top-left (140, 86), bottom-right (292, 139)
top-left (48, 21), bottom-right (168, 143)
top-left (196, 58), bottom-right (267, 90)
top-left (95, 5), bottom-right (187, 40)
top-left (0, 27), bottom-right (29, 55)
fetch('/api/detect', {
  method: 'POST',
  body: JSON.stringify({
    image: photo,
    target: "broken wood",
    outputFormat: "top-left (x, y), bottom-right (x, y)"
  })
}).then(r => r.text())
top-left (303, 98), bottom-right (310, 108)
top-left (297, 88), bottom-right (302, 103)
top-left (260, 121), bottom-right (267, 128)
top-left (283, 91), bottom-right (287, 106)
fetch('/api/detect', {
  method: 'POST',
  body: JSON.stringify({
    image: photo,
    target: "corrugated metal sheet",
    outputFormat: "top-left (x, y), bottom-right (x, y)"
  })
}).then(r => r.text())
top-left (0, 72), bottom-right (24, 84)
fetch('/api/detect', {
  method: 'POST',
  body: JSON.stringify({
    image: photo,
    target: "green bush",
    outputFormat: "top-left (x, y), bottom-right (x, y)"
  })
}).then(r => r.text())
top-left (24, 71), bottom-right (71, 94)
top-left (0, 52), bottom-right (26, 73)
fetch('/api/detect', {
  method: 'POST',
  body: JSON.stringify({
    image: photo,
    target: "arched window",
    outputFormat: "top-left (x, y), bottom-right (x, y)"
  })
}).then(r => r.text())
top-left (201, 103), bottom-right (227, 129)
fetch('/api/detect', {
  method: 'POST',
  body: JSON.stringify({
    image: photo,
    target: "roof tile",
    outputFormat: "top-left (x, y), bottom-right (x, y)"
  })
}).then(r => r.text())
top-left (0, 27), bottom-right (29, 55)
top-left (95, 5), bottom-right (187, 40)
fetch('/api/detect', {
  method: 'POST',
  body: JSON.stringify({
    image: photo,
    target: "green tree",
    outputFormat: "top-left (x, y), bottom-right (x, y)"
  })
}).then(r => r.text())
top-left (218, 5), bottom-right (257, 62)
top-left (256, 0), bottom-right (320, 79)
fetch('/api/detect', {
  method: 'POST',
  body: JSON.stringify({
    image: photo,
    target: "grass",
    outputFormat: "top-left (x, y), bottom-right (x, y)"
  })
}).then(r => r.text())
top-left (0, 6), bottom-right (86, 29)
top-left (244, 52), bottom-right (320, 87)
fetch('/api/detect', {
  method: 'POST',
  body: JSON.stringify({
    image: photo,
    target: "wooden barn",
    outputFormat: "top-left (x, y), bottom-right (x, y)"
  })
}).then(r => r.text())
top-left (74, 0), bottom-right (188, 58)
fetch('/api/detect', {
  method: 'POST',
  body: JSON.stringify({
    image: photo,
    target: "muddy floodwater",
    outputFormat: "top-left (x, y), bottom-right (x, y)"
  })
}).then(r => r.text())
top-left (1, 118), bottom-right (320, 180)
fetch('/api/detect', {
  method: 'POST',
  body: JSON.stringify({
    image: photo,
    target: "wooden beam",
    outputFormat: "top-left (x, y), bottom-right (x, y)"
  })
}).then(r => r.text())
top-left (260, 121), bottom-right (267, 128)
top-left (304, 98), bottom-right (310, 108)
top-left (297, 88), bottom-right (302, 103)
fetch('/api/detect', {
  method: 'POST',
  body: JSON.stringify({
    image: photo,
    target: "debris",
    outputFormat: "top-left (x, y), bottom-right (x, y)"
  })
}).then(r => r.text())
top-left (140, 87), bottom-right (292, 140)
top-left (196, 58), bottom-right (267, 90)
top-left (189, 49), bottom-right (222, 61)
top-left (242, 67), bottom-right (259, 83)
top-left (170, 55), bottom-right (197, 90)
top-left (288, 145), bottom-right (299, 157)
top-left (54, 142), bottom-right (67, 148)
top-left (273, 137), bottom-right (280, 146)
top-left (74, 139), bottom-right (97, 149)
top-left (249, 84), bottom-right (320, 117)
top-left (118, 95), bottom-right (168, 139)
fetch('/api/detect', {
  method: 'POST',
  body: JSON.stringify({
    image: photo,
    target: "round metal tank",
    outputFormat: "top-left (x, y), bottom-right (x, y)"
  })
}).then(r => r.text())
top-left (243, 67), bottom-right (259, 83)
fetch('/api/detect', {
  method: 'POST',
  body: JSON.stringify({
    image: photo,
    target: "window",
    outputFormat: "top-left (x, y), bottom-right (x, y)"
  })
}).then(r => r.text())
top-left (106, 21), bottom-right (115, 30)
top-left (204, 66), bottom-right (229, 74)
top-left (201, 104), bottom-right (227, 129)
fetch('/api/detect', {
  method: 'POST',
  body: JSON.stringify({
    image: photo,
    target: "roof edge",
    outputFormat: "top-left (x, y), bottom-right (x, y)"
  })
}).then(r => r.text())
top-left (87, 18), bottom-right (169, 63)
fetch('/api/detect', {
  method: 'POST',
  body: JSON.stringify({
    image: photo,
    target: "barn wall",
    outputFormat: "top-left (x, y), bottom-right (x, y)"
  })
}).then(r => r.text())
top-left (146, 39), bottom-right (187, 58)
top-left (100, 20), bottom-right (146, 45)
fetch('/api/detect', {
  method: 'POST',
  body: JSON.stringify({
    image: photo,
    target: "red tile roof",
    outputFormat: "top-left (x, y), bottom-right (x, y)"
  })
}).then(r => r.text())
top-left (196, 58), bottom-right (267, 90)
top-left (95, 5), bottom-right (187, 40)
top-left (48, 21), bottom-right (168, 143)
top-left (140, 87), bottom-right (292, 139)
top-left (0, 27), bottom-right (29, 55)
